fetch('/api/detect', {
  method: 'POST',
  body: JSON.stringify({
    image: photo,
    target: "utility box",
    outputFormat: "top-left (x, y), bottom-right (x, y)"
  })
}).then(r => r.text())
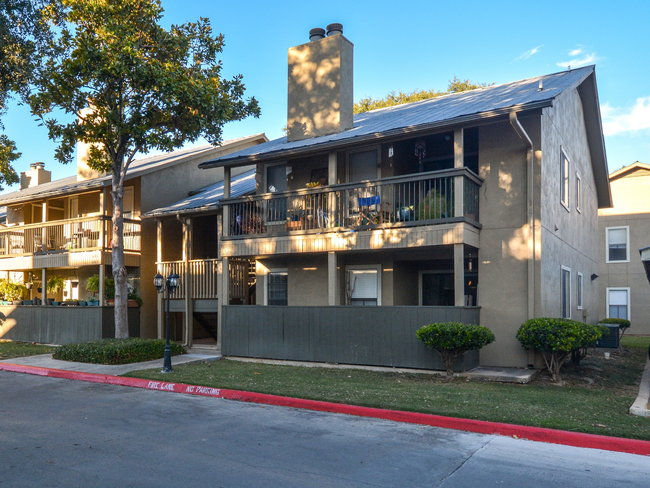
top-left (596, 323), bottom-right (620, 348)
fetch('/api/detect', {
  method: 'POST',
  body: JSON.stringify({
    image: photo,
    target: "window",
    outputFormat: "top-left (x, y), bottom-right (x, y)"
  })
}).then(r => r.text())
top-left (346, 266), bottom-right (381, 306)
top-left (606, 226), bottom-right (630, 263)
top-left (266, 271), bottom-right (288, 306)
top-left (576, 173), bottom-right (581, 213)
top-left (266, 163), bottom-right (288, 222)
top-left (577, 272), bottom-right (583, 310)
top-left (560, 149), bottom-right (570, 210)
top-left (419, 271), bottom-right (455, 306)
top-left (561, 266), bottom-right (571, 319)
top-left (123, 187), bottom-right (134, 219)
top-left (348, 148), bottom-right (379, 182)
top-left (607, 288), bottom-right (630, 320)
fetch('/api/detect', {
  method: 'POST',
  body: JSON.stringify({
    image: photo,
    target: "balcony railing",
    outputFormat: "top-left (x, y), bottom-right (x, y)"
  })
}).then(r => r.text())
top-left (157, 259), bottom-right (220, 300)
top-left (224, 168), bottom-right (481, 238)
top-left (0, 216), bottom-right (141, 257)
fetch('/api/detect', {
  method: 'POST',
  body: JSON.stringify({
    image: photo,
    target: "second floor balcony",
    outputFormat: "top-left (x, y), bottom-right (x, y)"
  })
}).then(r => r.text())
top-left (223, 168), bottom-right (481, 240)
top-left (0, 216), bottom-right (141, 258)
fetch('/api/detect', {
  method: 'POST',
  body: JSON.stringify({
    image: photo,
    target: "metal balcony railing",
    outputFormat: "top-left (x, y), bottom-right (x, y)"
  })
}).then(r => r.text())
top-left (223, 168), bottom-right (481, 238)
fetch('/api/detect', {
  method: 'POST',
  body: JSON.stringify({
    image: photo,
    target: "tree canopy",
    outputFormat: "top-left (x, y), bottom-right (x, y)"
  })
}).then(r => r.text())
top-left (0, 0), bottom-right (59, 189)
top-left (354, 76), bottom-right (492, 114)
top-left (30, 0), bottom-right (260, 337)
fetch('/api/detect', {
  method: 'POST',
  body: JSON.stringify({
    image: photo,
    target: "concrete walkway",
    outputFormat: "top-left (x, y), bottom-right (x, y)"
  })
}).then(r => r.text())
top-left (630, 358), bottom-right (650, 417)
top-left (0, 352), bottom-right (221, 375)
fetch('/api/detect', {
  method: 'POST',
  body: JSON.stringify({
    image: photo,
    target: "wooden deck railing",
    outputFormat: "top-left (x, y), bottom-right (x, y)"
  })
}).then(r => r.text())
top-left (222, 168), bottom-right (482, 239)
top-left (157, 259), bottom-right (220, 300)
top-left (0, 216), bottom-right (141, 257)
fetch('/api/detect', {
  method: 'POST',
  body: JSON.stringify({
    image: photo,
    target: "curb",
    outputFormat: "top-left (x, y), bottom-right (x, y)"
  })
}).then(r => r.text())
top-left (630, 358), bottom-right (650, 417)
top-left (2, 362), bottom-right (649, 457)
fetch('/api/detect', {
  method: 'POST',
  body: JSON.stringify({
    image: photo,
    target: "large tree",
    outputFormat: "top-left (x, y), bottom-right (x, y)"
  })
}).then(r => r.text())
top-left (30, 0), bottom-right (260, 337)
top-left (354, 76), bottom-right (491, 114)
top-left (0, 0), bottom-right (59, 189)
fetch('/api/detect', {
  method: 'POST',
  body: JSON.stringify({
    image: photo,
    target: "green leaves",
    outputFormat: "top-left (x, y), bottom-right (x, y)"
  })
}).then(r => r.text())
top-left (53, 338), bottom-right (186, 364)
top-left (417, 322), bottom-right (495, 352)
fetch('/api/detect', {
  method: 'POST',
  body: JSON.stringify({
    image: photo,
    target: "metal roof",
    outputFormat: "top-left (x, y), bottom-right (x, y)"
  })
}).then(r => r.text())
top-left (141, 169), bottom-right (257, 218)
top-left (201, 66), bottom-right (595, 168)
top-left (0, 133), bottom-right (267, 205)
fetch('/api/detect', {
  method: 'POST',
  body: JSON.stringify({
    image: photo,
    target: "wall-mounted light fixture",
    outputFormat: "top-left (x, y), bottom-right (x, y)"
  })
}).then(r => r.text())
top-left (591, 274), bottom-right (599, 281)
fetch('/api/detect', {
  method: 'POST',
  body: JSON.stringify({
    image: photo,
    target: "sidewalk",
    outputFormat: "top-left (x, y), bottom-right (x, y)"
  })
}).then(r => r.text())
top-left (0, 352), bottom-right (220, 375)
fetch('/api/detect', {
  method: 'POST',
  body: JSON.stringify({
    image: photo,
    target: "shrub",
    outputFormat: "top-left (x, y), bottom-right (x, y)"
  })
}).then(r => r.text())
top-left (517, 318), bottom-right (606, 381)
top-left (416, 322), bottom-right (495, 377)
top-left (53, 338), bottom-right (186, 365)
top-left (599, 318), bottom-right (631, 337)
top-left (570, 324), bottom-right (609, 366)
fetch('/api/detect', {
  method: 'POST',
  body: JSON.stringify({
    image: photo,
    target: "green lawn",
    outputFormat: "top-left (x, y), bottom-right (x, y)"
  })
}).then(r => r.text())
top-left (0, 340), bottom-right (57, 360)
top-left (125, 336), bottom-right (650, 440)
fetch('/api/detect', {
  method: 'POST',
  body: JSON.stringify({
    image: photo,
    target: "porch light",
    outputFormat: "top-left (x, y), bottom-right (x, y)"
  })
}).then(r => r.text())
top-left (168, 273), bottom-right (180, 292)
top-left (153, 273), bottom-right (164, 291)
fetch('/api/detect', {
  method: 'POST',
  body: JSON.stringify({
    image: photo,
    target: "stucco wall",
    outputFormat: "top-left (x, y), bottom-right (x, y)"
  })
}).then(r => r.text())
top-left (598, 168), bottom-right (650, 334)
top-left (476, 119), bottom-right (537, 367)
top-left (539, 88), bottom-right (600, 325)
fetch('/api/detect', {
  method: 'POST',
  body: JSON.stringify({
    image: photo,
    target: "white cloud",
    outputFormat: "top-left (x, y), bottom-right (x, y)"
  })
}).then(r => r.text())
top-left (568, 47), bottom-right (583, 56)
top-left (512, 45), bottom-right (543, 62)
top-left (556, 52), bottom-right (598, 69)
top-left (602, 97), bottom-right (650, 136)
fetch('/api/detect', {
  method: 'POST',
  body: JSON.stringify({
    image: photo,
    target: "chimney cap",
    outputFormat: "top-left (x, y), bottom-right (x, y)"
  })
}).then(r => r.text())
top-left (30, 162), bottom-right (45, 170)
top-left (309, 27), bottom-right (326, 42)
top-left (326, 23), bottom-right (343, 36)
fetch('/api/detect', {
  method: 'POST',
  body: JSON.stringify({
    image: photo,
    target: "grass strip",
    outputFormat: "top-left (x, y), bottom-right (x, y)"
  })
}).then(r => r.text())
top-left (125, 336), bottom-right (650, 440)
top-left (0, 340), bottom-right (56, 360)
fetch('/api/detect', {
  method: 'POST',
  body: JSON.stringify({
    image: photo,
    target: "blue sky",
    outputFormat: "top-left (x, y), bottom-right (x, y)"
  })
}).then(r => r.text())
top-left (2, 0), bottom-right (649, 193)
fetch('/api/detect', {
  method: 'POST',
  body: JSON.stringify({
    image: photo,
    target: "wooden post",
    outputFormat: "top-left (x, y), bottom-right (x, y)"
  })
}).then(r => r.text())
top-left (41, 268), bottom-right (47, 304)
top-left (454, 128), bottom-right (464, 218)
top-left (217, 257), bottom-right (229, 353)
top-left (328, 151), bottom-right (337, 228)
top-left (99, 265), bottom-right (105, 307)
top-left (222, 167), bottom-right (231, 237)
top-left (454, 244), bottom-right (465, 307)
top-left (156, 219), bottom-right (163, 339)
top-left (183, 217), bottom-right (193, 348)
top-left (328, 251), bottom-right (338, 306)
top-left (41, 201), bottom-right (47, 252)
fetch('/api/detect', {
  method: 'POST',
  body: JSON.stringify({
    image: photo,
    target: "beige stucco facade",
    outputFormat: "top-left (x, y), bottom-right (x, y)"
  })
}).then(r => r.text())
top-left (598, 163), bottom-right (650, 335)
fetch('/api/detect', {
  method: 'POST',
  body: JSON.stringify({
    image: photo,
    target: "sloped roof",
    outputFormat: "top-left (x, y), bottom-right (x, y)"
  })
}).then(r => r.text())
top-left (609, 161), bottom-right (650, 181)
top-left (201, 66), bottom-right (595, 168)
top-left (0, 133), bottom-right (267, 206)
top-left (141, 169), bottom-right (256, 218)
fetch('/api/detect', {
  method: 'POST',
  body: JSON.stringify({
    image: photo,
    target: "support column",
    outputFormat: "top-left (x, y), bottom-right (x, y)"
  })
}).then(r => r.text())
top-left (328, 151), bottom-right (337, 228)
top-left (217, 257), bottom-right (229, 352)
top-left (454, 244), bottom-right (465, 307)
top-left (99, 265), bottom-right (105, 307)
top-left (183, 217), bottom-right (193, 348)
top-left (453, 128), bottom-right (464, 218)
top-left (156, 219), bottom-right (163, 339)
top-left (41, 201), bottom-right (48, 252)
top-left (41, 268), bottom-right (47, 304)
top-left (328, 251), bottom-right (338, 306)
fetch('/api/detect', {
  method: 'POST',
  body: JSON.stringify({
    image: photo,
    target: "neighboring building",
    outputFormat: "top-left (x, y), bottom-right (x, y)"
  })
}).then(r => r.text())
top-left (188, 25), bottom-right (611, 369)
top-left (598, 162), bottom-right (650, 335)
top-left (0, 134), bottom-right (267, 344)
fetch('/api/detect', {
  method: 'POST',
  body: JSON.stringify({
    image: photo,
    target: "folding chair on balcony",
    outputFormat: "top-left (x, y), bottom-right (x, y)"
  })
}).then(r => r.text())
top-left (357, 195), bottom-right (390, 225)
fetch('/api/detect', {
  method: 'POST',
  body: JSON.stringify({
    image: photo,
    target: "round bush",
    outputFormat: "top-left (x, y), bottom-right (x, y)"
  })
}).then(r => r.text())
top-left (416, 322), bottom-right (495, 376)
top-left (599, 317), bottom-right (631, 334)
top-left (53, 338), bottom-right (186, 365)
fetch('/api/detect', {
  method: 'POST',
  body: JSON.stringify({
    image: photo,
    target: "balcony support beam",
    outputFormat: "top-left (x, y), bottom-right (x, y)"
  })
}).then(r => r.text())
top-left (328, 251), bottom-right (338, 306)
top-left (41, 268), bottom-right (47, 304)
top-left (454, 243), bottom-right (465, 307)
top-left (182, 216), bottom-right (193, 348)
top-left (156, 219), bottom-right (163, 339)
top-left (454, 129), bottom-right (465, 218)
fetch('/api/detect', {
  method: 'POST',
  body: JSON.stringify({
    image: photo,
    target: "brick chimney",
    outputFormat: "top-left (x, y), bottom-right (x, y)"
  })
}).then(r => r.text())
top-left (20, 162), bottom-right (51, 190)
top-left (287, 23), bottom-right (353, 142)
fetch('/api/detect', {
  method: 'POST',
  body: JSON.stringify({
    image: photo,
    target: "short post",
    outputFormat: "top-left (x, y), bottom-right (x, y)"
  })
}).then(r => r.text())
top-left (154, 272), bottom-right (180, 373)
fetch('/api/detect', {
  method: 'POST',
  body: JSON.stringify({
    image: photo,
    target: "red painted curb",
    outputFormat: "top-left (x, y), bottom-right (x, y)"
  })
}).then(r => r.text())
top-left (2, 361), bottom-right (649, 456)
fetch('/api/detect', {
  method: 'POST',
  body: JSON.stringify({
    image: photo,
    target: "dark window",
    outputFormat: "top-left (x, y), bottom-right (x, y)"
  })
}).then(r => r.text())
top-left (463, 127), bottom-right (479, 175)
top-left (561, 267), bottom-right (571, 319)
top-left (421, 272), bottom-right (455, 306)
top-left (267, 272), bottom-right (288, 306)
top-left (349, 150), bottom-right (378, 182)
top-left (267, 164), bottom-right (288, 193)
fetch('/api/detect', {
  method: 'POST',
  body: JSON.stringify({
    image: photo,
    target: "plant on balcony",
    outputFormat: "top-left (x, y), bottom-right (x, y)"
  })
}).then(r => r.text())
top-left (417, 189), bottom-right (450, 221)
top-left (47, 275), bottom-right (64, 293)
top-left (86, 274), bottom-right (100, 298)
top-left (0, 278), bottom-right (7, 301)
top-left (127, 291), bottom-right (143, 307)
top-left (104, 277), bottom-right (116, 301)
top-left (5, 282), bottom-right (28, 302)
top-left (416, 322), bottom-right (495, 378)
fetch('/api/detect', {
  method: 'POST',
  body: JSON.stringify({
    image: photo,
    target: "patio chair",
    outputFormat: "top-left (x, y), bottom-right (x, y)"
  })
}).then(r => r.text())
top-left (358, 195), bottom-right (390, 225)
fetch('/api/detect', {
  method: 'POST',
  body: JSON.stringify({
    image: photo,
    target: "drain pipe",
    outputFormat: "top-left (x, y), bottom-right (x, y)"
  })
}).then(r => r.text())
top-left (509, 112), bottom-right (535, 321)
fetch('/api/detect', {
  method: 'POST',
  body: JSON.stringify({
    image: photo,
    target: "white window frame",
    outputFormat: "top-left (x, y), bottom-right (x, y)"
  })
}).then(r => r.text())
top-left (576, 272), bottom-right (583, 310)
top-left (576, 173), bottom-right (582, 213)
top-left (561, 265), bottom-right (571, 319)
top-left (606, 287), bottom-right (631, 320)
top-left (560, 148), bottom-right (570, 212)
top-left (345, 264), bottom-right (382, 306)
top-left (606, 226), bottom-right (630, 263)
top-left (263, 268), bottom-right (288, 306)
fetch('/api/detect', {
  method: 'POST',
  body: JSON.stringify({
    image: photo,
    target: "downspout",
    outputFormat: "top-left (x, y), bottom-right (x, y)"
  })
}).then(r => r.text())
top-left (509, 112), bottom-right (535, 321)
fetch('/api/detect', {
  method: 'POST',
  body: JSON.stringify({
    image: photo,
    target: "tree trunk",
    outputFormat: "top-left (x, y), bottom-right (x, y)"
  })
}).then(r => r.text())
top-left (111, 171), bottom-right (129, 338)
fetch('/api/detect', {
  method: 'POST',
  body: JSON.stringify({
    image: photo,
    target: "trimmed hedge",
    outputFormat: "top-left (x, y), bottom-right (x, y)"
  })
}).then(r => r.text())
top-left (416, 322), bottom-right (495, 376)
top-left (53, 338), bottom-right (186, 365)
top-left (516, 318), bottom-right (605, 381)
top-left (599, 317), bottom-right (631, 336)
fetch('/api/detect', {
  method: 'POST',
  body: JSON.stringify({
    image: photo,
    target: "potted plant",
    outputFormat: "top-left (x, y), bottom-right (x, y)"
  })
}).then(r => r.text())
top-left (127, 290), bottom-right (143, 307)
top-left (6, 282), bottom-right (28, 304)
top-left (104, 277), bottom-right (115, 304)
top-left (47, 275), bottom-right (64, 294)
